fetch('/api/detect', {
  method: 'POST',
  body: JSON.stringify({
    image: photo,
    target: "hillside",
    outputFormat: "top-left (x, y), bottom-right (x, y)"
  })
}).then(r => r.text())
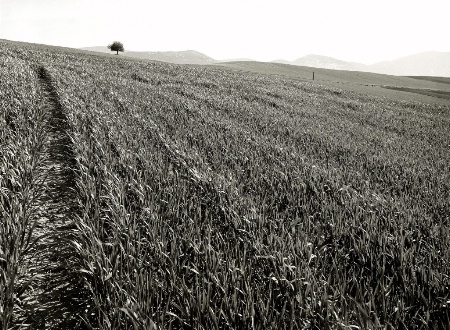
top-left (124, 50), bottom-right (216, 65)
top-left (82, 46), bottom-right (216, 64)
top-left (217, 61), bottom-right (450, 105)
top-left (284, 54), bottom-right (365, 72)
top-left (1, 39), bottom-right (449, 329)
top-left (370, 51), bottom-right (450, 76)
top-left (272, 55), bottom-right (363, 72)
top-left (273, 52), bottom-right (450, 77)
top-left (82, 46), bottom-right (450, 77)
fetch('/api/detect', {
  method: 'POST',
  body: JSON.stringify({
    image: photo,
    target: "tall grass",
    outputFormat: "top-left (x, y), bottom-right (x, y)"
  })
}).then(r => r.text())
top-left (0, 54), bottom-right (51, 328)
top-left (1, 39), bottom-right (449, 328)
top-left (1, 50), bottom-right (90, 329)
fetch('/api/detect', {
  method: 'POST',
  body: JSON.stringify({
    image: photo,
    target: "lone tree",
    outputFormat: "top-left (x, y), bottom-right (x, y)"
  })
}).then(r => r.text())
top-left (108, 41), bottom-right (124, 55)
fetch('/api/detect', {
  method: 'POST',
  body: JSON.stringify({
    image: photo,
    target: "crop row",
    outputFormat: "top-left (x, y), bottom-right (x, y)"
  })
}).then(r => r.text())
top-left (1, 40), bottom-right (449, 328)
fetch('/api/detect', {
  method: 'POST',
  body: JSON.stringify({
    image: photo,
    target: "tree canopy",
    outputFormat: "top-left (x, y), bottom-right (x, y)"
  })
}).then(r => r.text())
top-left (108, 41), bottom-right (124, 55)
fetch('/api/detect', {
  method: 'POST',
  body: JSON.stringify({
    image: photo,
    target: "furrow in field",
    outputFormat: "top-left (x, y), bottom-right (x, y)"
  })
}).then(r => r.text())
top-left (16, 66), bottom-right (89, 328)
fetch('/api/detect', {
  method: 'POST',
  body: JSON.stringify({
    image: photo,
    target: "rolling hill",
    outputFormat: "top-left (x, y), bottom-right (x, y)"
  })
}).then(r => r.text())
top-left (216, 61), bottom-right (450, 105)
top-left (2, 38), bottom-right (450, 329)
top-left (83, 45), bottom-right (450, 77)
top-left (82, 46), bottom-right (216, 65)
top-left (274, 54), bottom-right (366, 72)
top-left (274, 52), bottom-right (450, 77)
top-left (369, 51), bottom-right (450, 76)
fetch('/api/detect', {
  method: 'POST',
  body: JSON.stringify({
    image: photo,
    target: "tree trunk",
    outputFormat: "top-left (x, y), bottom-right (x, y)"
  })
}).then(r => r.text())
top-left (116, 50), bottom-right (118, 55)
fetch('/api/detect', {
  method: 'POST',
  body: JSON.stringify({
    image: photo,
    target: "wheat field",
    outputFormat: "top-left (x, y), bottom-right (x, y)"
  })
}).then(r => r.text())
top-left (1, 39), bottom-right (449, 329)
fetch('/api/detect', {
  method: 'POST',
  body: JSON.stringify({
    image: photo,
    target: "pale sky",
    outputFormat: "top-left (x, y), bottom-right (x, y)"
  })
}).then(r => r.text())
top-left (0, 0), bottom-right (448, 63)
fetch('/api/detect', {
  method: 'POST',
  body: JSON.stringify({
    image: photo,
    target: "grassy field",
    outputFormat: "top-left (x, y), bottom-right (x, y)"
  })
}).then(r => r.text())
top-left (216, 61), bottom-right (450, 105)
top-left (1, 39), bottom-right (449, 329)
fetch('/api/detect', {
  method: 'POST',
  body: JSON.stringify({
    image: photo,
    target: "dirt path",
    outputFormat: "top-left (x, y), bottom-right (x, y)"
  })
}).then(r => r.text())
top-left (14, 67), bottom-right (88, 328)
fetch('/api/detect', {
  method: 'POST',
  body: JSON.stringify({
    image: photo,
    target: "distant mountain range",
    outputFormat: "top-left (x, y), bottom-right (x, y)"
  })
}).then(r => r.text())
top-left (272, 52), bottom-right (450, 77)
top-left (272, 55), bottom-right (367, 72)
top-left (368, 52), bottom-right (450, 76)
top-left (81, 47), bottom-right (450, 77)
